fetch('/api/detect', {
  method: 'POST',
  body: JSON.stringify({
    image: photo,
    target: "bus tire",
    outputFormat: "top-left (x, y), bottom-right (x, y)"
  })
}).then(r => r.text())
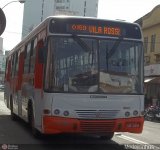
top-left (28, 102), bottom-right (42, 138)
top-left (100, 132), bottom-right (114, 140)
top-left (10, 96), bottom-right (17, 121)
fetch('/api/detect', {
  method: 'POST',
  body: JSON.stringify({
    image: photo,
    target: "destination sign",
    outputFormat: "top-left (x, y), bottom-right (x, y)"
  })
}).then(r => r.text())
top-left (49, 18), bottom-right (142, 39)
top-left (68, 24), bottom-right (121, 36)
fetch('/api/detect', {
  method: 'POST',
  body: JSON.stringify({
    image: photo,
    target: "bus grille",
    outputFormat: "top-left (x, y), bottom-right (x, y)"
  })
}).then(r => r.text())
top-left (80, 120), bottom-right (115, 133)
top-left (75, 110), bottom-right (120, 119)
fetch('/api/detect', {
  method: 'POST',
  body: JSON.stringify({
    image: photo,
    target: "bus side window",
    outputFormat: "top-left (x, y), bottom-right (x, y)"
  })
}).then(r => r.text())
top-left (24, 43), bottom-right (31, 74)
top-left (34, 40), bottom-right (44, 89)
top-left (5, 58), bottom-right (11, 81)
top-left (37, 40), bottom-right (45, 64)
top-left (11, 55), bottom-right (15, 78)
top-left (5, 59), bottom-right (8, 79)
top-left (8, 58), bottom-right (12, 79)
top-left (11, 53), bottom-right (16, 77)
top-left (14, 51), bottom-right (18, 76)
top-left (30, 38), bottom-right (37, 73)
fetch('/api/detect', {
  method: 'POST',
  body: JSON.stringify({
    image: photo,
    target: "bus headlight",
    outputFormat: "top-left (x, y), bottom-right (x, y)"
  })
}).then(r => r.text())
top-left (54, 109), bottom-right (60, 115)
top-left (133, 110), bottom-right (138, 116)
top-left (63, 110), bottom-right (69, 116)
top-left (125, 111), bottom-right (130, 117)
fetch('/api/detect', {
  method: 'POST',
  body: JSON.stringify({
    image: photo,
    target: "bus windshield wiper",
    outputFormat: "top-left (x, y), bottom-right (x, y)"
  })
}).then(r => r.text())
top-left (72, 34), bottom-right (92, 52)
top-left (108, 38), bottom-right (123, 58)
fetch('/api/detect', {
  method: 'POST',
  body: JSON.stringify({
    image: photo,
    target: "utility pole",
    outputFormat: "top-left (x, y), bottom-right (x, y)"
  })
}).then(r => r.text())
top-left (84, 0), bottom-right (86, 16)
top-left (41, 0), bottom-right (44, 22)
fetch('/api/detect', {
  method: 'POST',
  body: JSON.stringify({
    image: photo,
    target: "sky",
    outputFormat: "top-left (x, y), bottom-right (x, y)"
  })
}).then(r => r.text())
top-left (1, 0), bottom-right (160, 52)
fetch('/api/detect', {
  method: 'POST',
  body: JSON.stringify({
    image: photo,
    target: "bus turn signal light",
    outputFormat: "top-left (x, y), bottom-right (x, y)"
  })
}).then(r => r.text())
top-left (43, 109), bottom-right (51, 114)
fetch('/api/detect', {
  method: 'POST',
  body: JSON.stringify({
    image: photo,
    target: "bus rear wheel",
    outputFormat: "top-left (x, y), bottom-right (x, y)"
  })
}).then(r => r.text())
top-left (100, 132), bottom-right (114, 140)
top-left (28, 103), bottom-right (42, 138)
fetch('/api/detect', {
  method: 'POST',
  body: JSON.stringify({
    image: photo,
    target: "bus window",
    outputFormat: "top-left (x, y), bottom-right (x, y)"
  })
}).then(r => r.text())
top-left (15, 51), bottom-right (19, 76)
top-left (5, 59), bottom-right (8, 77)
top-left (30, 38), bottom-right (37, 73)
top-left (44, 36), bottom-right (98, 93)
top-left (5, 58), bottom-right (9, 81)
top-left (37, 40), bottom-right (45, 64)
top-left (11, 55), bottom-right (16, 77)
top-left (99, 40), bottom-right (143, 94)
top-left (24, 43), bottom-right (31, 74)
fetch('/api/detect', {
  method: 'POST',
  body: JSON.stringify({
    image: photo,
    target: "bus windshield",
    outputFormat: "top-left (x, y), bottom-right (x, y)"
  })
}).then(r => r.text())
top-left (44, 36), bottom-right (143, 94)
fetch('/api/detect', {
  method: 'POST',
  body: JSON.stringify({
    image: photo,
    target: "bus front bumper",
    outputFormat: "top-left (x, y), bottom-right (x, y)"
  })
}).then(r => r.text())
top-left (42, 116), bottom-right (144, 134)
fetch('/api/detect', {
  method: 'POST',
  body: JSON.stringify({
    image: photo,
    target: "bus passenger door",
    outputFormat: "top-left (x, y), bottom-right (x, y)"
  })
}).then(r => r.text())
top-left (4, 59), bottom-right (11, 108)
top-left (33, 40), bottom-right (45, 129)
top-left (17, 51), bottom-right (24, 117)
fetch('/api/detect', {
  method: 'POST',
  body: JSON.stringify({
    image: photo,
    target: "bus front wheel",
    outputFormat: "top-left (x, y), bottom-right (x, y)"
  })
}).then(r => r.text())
top-left (28, 103), bottom-right (42, 138)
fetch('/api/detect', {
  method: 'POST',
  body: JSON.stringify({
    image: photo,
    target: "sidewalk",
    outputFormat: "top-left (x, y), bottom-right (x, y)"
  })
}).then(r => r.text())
top-left (0, 92), bottom-right (10, 115)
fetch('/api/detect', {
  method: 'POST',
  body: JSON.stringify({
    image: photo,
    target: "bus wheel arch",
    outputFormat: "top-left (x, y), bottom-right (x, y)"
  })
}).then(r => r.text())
top-left (27, 100), bottom-right (42, 138)
top-left (27, 100), bottom-right (32, 125)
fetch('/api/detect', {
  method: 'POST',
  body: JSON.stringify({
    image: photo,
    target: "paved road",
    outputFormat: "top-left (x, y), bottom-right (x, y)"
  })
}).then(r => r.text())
top-left (1, 91), bottom-right (160, 150)
top-left (118, 121), bottom-right (160, 144)
top-left (0, 92), bottom-right (125, 150)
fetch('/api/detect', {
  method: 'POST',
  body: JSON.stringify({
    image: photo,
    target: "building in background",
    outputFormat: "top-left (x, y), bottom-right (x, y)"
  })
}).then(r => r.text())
top-left (0, 37), bottom-right (3, 55)
top-left (0, 54), bottom-right (5, 72)
top-left (136, 5), bottom-right (160, 106)
top-left (0, 37), bottom-right (5, 84)
top-left (22, 0), bottom-right (98, 38)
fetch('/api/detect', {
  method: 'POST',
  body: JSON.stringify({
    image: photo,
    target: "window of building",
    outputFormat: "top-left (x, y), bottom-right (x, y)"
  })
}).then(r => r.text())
top-left (56, 0), bottom-right (63, 3)
top-left (144, 37), bottom-right (148, 53)
top-left (155, 54), bottom-right (160, 63)
top-left (144, 56), bottom-right (150, 65)
top-left (56, 6), bottom-right (65, 10)
top-left (150, 34), bottom-right (156, 52)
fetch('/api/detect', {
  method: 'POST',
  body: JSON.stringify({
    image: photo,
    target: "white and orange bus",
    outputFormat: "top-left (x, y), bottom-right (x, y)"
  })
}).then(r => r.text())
top-left (4, 16), bottom-right (144, 139)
